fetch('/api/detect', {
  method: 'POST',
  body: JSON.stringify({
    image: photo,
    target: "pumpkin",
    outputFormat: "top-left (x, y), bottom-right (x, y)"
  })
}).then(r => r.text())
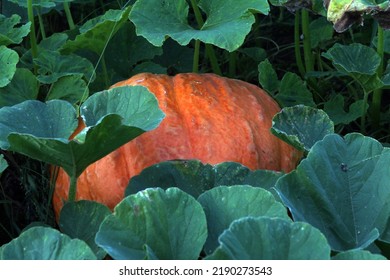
top-left (53, 73), bottom-right (301, 217)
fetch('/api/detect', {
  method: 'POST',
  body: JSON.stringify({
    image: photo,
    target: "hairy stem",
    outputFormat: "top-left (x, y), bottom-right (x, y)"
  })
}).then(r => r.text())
top-left (189, 0), bottom-right (221, 74)
top-left (63, 2), bottom-right (76, 30)
top-left (372, 25), bottom-right (384, 129)
top-left (294, 12), bottom-right (305, 77)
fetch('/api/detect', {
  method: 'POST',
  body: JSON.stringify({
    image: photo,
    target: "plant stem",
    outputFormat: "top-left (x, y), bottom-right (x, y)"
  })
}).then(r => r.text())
top-left (68, 175), bottom-right (78, 202)
top-left (361, 89), bottom-right (369, 134)
top-left (37, 11), bottom-right (46, 39)
top-left (228, 51), bottom-right (237, 77)
top-left (301, 9), bottom-right (314, 74)
top-left (372, 25), bottom-right (385, 129)
top-left (294, 12), bottom-right (305, 77)
top-left (193, 39), bottom-right (200, 73)
top-left (27, 0), bottom-right (38, 66)
top-left (189, 0), bottom-right (221, 74)
top-left (205, 44), bottom-right (222, 75)
top-left (63, 2), bottom-right (76, 30)
top-left (101, 55), bottom-right (110, 88)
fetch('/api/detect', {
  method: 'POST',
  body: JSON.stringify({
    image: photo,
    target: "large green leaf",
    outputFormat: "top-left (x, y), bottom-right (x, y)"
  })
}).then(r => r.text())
top-left (276, 133), bottom-right (390, 251)
top-left (198, 185), bottom-right (289, 254)
top-left (332, 250), bottom-right (387, 260)
top-left (125, 160), bottom-right (283, 198)
top-left (325, 0), bottom-right (390, 32)
top-left (0, 99), bottom-right (78, 150)
top-left (59, 200), bottom-right (111, 259)
top-left (129, 0), bottom-right (270, 52)
top-left (322, 43), bottom-right (384, 92)
top-left (95, 188), bottom-right (207, 260)
top-left (271, 105), bottom-right (334, 152)
top-left (0, 68), bottom-right (39, 108)
top-left (0, 14), bottom-right (31, 46)
top-left (0, 86), bottom-right (165, 179)
top-left (0, 46), bottom-right (18, 87)
top-left (0, 226), bottom-right (97, 260)
top-left (206, 217), bottom-right (331, 260)
top-left (61, 7), bottom-right (131, 55)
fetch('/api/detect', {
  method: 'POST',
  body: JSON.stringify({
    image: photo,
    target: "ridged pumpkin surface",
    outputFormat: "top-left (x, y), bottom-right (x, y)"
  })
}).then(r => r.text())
top-left (53, 73), bottom-right (300, 216)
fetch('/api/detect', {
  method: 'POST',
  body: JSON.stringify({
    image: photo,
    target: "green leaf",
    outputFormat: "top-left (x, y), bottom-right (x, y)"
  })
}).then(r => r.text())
top-left (276, 133), bottom-right (390, 251)
top-left (309, 17), bottom-right (334, 49)
top-left (271, 105), bottom-right (334, 152)
top-left (0, 68), bottom-right (39, 108)
top-left (95, 188), bottom-right (207, 260)
top-left (61, 7), bottom-right (131, 55)
top-left (206, 217), bottom-right (331, 260)
top-left (130, 0), bottom-right (270, 52)
top-left (322, 43), bottom-right (384, 92)
top-left (277, 72), bottom-right (315, 107)
top-left (0, 46), bottom-right (18, 87)
top-left (323, 43), bottom-right (381, 75)
top-left (105, 22), bottom-right (163, 80)
top-left (258, 59), bottom-right (280, 95)
top-left (324, 95), bottom-right (368, 125)
top-left (326, 0), bottom-right (390, 32)
top-left (332, 250), bottom-right (387, 260)
top-left (0, 14), bottom-right (31, 46)
top-left (34, 51), bottom-right (95, 84)
top-left (239, 47), bottom-right (267, 63)
top-left (0, 154), bottom-right (8, 174)
top-left (0, 100), bottom-right (78, 150)
top-left (46, 74), bottom-right (88, 104)
top-left (0, 226), bottom-right (97, 260)
top-left (129, 61), bottom-right (167, 76)
top-left (0, 86), bottom-right (165, 179)
top-left (198, 185), bottom-right (289, 254)
top-left (59, 200), bottom-right (111, 259)
top-left (126, 160), bottom-right (283, 198)
top-left (8, 0), bottom-right (58, 8)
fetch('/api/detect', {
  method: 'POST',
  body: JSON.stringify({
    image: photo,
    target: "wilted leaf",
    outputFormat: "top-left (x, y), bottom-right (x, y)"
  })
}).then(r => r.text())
top-left (326, 0), bottom-right (390, 32)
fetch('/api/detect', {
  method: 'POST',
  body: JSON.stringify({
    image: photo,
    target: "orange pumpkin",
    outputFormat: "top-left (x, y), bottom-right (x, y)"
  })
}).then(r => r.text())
top-left (53, 73), bottom-right (301, 217)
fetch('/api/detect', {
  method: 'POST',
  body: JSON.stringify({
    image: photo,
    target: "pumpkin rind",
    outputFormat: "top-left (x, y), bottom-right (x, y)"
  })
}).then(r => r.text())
top-left (53, 73), bottom-right (301, 217)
